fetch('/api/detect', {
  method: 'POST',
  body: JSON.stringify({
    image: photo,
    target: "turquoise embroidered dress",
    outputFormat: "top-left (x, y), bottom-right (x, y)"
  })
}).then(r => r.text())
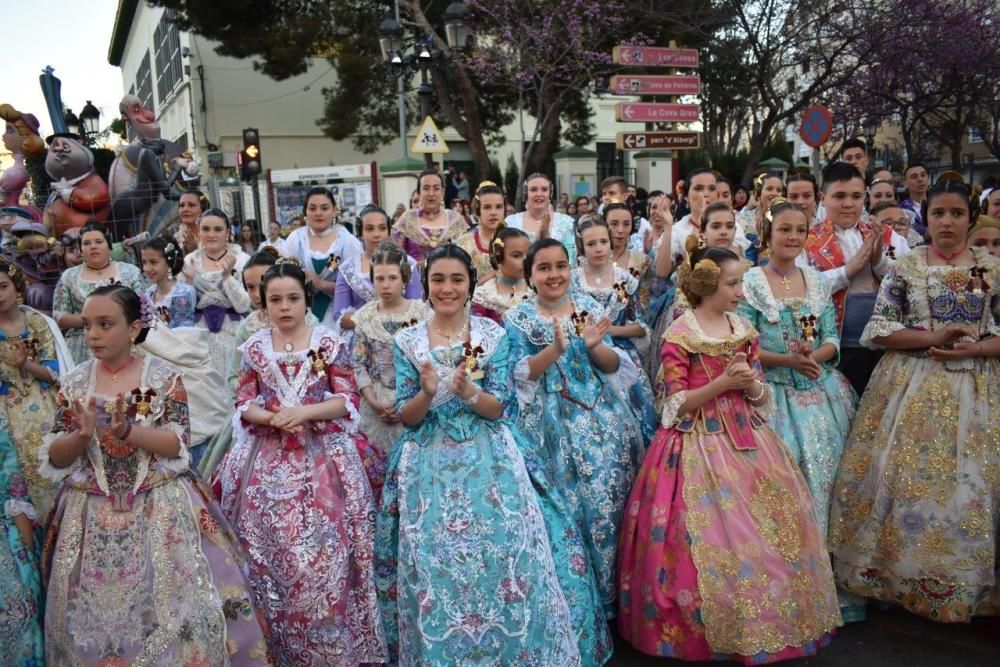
top-left (571, 266), bottom-right (658, 443)
top-left (375, 317), bottom-right (611, 666)
top-left (737, 266), bottom-right (857, 538)
top-left (0, 425), bottom-right (44, 665)
top-left (505, 294), bottom-right (644, 617)
top-left (145, 281), bottom-right (196, 328)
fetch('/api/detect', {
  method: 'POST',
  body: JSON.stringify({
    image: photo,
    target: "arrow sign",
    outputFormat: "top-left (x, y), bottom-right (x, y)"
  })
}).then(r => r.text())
top-left (411, 116), bottom-right (450, 154)
top-left (610, 75), bottom-right (701, 96)
top-left (612, 46), bottom-right (699, 69)
top-left (616, 132), bottom-right (701, 151)
top-left (616, 103), bottom-right (700, 123)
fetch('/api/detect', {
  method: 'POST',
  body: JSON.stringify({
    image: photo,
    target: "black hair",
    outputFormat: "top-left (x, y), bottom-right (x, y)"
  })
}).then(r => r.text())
top-left (144, 236), bottom-right (184, 276)
top-left (925, 178), bottom-right (977, 221)
top-left (58, 232), bottom-right (80, 250)
top-left (575, 214), bottom-right (612, 258)
top-left (869, 200), bottom-right (904, 218)
top-left (417, 169), bottom-right (445, 191)
top-left (700, 201), bottom-right (736, 232)
top-left (242, 246), bottom-right (281, 289)
top-left (0, 257), bottom-right (26, 296)
top-left (199, 207), bottom-right (232, 229)
top-left (302, 186), bottom-right (336, 214)
top-left (421, 243), bottom-right (477, 305)
top-left (785, 170), bottom-right (820, 200)
top-left (472, 182), bottom-right (505, 216)
top-left (684, 167), bottom-right (716, 196)
top-left (904, 163), bottom-right (926, 177)
top-left (489, 225), bottom-right (530, 270)
top-left (601, 200), bottom-right (636, 236)
top-left (838, 137), bottom-right (868, 158)
top-left (356, 204), bottom-right (392, 238)
top-left (88, 284), bottom-right (150, 344)
top-left (80, 220), bottom-right (113, 247)
top-left (179, 189), bottom-right (208, 211)
top-left (523, 237), bottom-right (569, 290)
top-left (734, 184), bottom-right (750, 199)
top-left (370, 239), bottom-right (412, 284)
top-left (259, 260), bottom-right (315, 309)
top-left (821, 162), bottom-right (865, 191)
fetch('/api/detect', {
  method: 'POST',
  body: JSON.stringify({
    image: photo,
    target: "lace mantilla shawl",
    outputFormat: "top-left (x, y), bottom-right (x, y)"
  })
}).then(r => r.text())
top-left (353, 299), bottom-right (431, 343)
top-left (505, 292), bottom-right (607, 346)
top-left (741, 265), bottom-right (831, 324)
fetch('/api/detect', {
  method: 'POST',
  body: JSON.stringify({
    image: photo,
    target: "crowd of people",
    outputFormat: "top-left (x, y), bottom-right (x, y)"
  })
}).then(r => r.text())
top-left (0, 151), bottom-right (998, 666)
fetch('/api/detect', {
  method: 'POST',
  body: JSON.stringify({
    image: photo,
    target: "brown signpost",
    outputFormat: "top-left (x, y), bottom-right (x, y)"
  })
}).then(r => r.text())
top-left (616, 132), bottom-right (701, 151)
top-left (615, 103), bottom-right (701, 123)
top-left (610, 75), bottom-right (701, 96)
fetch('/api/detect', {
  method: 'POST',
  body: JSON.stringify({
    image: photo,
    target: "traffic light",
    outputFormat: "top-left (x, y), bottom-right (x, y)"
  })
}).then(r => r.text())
top-left (240, 127), bottom-right (262, 181)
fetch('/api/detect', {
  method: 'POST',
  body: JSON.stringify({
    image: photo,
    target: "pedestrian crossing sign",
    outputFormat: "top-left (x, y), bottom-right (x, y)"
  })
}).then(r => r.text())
top-left (411, 116), bottom-right (450, 154)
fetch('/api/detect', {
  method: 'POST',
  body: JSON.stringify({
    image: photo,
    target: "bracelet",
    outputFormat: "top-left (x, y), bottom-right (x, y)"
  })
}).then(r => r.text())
top-left (744, 380), bottom-right (766, 402)
top-left (116, 420), bottom-right (133, 441)
top-left (464, 391), bottom-right (481, 406)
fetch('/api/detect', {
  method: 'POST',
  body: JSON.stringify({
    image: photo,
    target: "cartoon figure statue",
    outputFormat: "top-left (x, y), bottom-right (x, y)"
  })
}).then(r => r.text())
top-left (0, 104), bottom-right (45, 218)
top-left (107, 95), bottom-right (201, 241)
top-left (42, 133), bottom-right (110, 237)
top-left (0, 218), bottom-right (63, 314)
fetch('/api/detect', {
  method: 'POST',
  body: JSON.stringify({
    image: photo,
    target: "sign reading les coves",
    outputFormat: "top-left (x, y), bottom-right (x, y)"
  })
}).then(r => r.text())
top-left (612, 46), bottom-right (700, 68)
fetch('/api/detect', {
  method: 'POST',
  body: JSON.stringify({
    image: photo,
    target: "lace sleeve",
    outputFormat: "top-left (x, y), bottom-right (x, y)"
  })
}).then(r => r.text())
top-left (38, 388), bottom-right (85, 483)
top-left (861, 263), bottom-right (908, 349)
top-left (659, 341), bottom-right (691, 427)
top-left (153, 373), bottom-right (191, 474)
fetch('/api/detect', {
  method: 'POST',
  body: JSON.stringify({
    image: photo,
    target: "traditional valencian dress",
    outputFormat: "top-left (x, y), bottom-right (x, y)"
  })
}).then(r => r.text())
top-left (470, 277), bottom-right (531, 324)
top-left (391, 208), bottom-right (468, 264)
top-left (53, 262), bottom-right (147, 363)
top-left (39, 356), bottom-right (269, 665)
top-left (349, 298), bottom-right (430, 455)
top-left (217, 326), bottom-right (387, 665)
top-left (505, 294), bottom-right (644, 617)
top-left (283, 225), bottom-right (364, 322)
top-left (0, 425), bottom-right (44, 665)
top-left (0, 306), bottom-right (66, 519)
top-left (454, 227), bottom-right (495, 279)
top-left (504, 210), bottom-right (578, 265)
top-left (830, 246), bottom-right (1000, 621)
top-left (145, 280), bottom-right (197, 328)
top-left (330, 252), bottom-right (422, 329)
top-left (375, 317), bottom-right (611, 665)
top-left (617, 310), bottom-right (842, 662)
top-left (737, 266), bottom-right (856, 538)
top-left (181, 245), bottom-right (251, 382)
top-left (572, 265), bottom-right (658, 442)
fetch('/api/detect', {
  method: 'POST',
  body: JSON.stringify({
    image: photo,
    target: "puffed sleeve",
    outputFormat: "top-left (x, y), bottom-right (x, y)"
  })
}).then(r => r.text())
top-left (350, 328), bottom-right (375, 391)
top-left (38, 387), bottom-right (84, 483)
top-left (33, 318), bottom-right (60, 387)
top-left (2, 436), bottom-right (36, 521)
top-left (481, 334), bottom-right (513, 412)
top-left (659, 341), bottom-right (691, 428)
top-left (221, 272), bottom-right (252, 314)
top-left (234, 349), bottom-right (263, 414)
top-left (153, 373), bottom-right (192, 474)
top-left (504, 313), bottom-right (539, 410)
top-left (817, 298), bottom-right (842, 364)
top-left (331, 272), bottom-right (354, 326)
top-left (172, 283), bottom-right (197, 327)
top-left (322, 340), bottom-right (360, 433)
top-left (52, 271), bottom-right (75, 323)
top-left (392, 340), bottom-right (420, 413)
top-left (861, 262), bottom-right (908, 348)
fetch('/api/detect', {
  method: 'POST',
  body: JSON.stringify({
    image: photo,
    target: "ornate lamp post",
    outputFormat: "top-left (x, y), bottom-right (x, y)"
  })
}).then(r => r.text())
top-left (79, 100), bottom-right (101, 146)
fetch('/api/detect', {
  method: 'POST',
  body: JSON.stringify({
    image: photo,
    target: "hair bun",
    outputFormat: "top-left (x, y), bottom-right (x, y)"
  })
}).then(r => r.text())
top-left (685, 257), bottom-right (723, 297)
top-left (684, 234), bottom-right (702, 255)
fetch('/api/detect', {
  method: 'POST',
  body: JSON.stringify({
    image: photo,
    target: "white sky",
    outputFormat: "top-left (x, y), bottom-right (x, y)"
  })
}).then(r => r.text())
top-left (0, 0), bottom-right (125, 138)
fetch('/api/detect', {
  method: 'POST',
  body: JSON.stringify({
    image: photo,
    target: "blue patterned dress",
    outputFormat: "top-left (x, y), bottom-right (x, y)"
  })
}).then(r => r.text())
top-left (505, 295), bottom-right (644, 617)
top-left (375, 317), bottom-right (612, 665)
top-left (145, 281), bottom-right (196, 328)
top-left (0, 426), bottom-right (44, 665)
top-left (737, 266), bottom-right (857, 538)
top-left (571, 266), bottom-right (658, 443)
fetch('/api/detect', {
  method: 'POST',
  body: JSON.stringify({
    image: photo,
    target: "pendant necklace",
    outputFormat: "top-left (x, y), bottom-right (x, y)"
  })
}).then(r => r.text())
top-left (768, 263), bottom-right (797, 291)
top-left (101, 356), bottom-right (134, 383)
top-left (588, 263), bottom-right (612, 286)
top-left (929, 244), bottom-right (966, 265)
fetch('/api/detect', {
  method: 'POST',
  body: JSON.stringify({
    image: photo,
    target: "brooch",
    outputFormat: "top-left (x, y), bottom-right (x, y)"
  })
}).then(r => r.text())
top-left (570, 309), bottom-right (589, 336)
top-left (130, 387), bottom-right (157, 417)
top-left (327, 255), bottom-right (341, 272)
top-left (885, 244), bottom-right (896, 260)
top-left (307, 348), bottom-right (327, 374)
top-left (612, 281), bottom-right (630, 305)
top-left (799, 314), bottom-right (818, 344)
top-left (158, 305), bottom-right (171, 324)
top-left (462, 341), bottom-right (485, 380)
top-left (969, 266), bottom-right (989, 296)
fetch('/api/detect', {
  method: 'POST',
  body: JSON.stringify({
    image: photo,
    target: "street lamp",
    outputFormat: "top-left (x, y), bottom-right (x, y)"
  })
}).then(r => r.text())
top-left (63, 108), bottom-right (80, 137)
top-left (862, 117), bottom-right (877, 161)
top-left (79, 100), bottom-right (101, 145)
top-left (378, 1), bottom-right (470, 168)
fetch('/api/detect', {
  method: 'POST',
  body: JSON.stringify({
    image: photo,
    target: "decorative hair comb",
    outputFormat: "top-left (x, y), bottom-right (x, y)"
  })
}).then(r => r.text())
top-left (275, 255), bottom-right (302, 267)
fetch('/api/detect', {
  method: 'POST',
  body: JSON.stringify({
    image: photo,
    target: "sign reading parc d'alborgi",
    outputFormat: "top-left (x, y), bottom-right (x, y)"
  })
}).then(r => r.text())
top-left (616, 132), bottom-right (701, 151)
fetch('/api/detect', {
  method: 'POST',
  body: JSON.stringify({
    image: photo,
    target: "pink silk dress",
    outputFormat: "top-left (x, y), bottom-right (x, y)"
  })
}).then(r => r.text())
top-left (617, 310), bottom-right (841, 663)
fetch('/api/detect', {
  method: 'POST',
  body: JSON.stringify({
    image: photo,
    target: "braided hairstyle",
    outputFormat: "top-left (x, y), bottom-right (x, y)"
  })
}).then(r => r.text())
top-left (488, 225), bottom-right (530, 271)
top-left (923, 175), bottom-right (978, 226)
top-left (421, 243), bottom-right (477, 305)
top-left (259, 257), bottom-right (315, 308)
top-left (370, 239), bottom-right (412, 284)
top-left (144, 236), bottom-right (185, 276)
top-left (88, 284), bottom-right (151, 344)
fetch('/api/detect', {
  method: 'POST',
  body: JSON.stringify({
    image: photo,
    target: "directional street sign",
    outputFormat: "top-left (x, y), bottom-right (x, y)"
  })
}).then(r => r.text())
top-left (615, 103), bottom-right (700, 123)
top-left (411, 116), bottom-right (450, 154)
top-left (616, 132), bottom-right (701, 151)
top-left (610, 75), bottom-right (701, 96)
top-left (612, 46), bottom-right (700, 69)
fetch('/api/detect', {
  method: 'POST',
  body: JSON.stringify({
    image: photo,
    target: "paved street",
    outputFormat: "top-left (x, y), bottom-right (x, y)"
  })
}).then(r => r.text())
top-left (610, 606), bottom-right (999, 665)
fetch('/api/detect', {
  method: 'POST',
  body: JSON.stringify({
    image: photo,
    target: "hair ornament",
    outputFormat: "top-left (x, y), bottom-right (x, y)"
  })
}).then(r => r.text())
top-left (275, 255), bottom-right (302, 268)
top-left (474, 180), bottom-right (497, 199)
top-left (686, 257), bottom-right (723, 297)
top-left (137, 291), bottom-right (158, 329)
top-left (165, 242), bottom-right (176, 255)
top-left (605, 196), bottom-right (626, 206)
top-left (764, 196), bottom-right (792, 224)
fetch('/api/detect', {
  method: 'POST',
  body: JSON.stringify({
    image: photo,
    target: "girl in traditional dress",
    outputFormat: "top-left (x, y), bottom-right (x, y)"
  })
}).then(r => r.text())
top-left (54, 220), bottom-right (146, 363)
top-left (332, 204), bottom-right (420, 331)
top-left (216, 259), bottom-right (386, 664)
top-left (504, 173), bottom-right (578, 265)
top-left (471, 226), bottom-right (531, 323)
top-left (392, 169), bottom-right (468, 264)
top-left (738, 200), bottom-right (856, 537)
top-left (40, 284), bottom-right (269, 665)
top-left (572, 215), bottom-right (657, 442)
top-left (455, 181), bottom-right (505, 282)
top-left (141, 235), bottom-right (196, 328)
top-left (282, 187), bottom-right (364, 322)
top-left (0, 259), bottom-right (65, 518)
top-left (605, 199), bottom-right (651, 301)
top-left (0, 424), bottom-right (44, 665)
top-left (617, 246), bottom-right (841, 662)
top-left (505, 238), bottom-right (644, 617)
top-left (738, 171), bottom-right (785, 264)
top-left (830, 178), bottom-right (1000, 622)
top-left (376, 244), bottom-right (611, 665)
top-left (181, 208), bottom-right (252, 382)
top-left (350, 240), bottom-right (431, 456)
